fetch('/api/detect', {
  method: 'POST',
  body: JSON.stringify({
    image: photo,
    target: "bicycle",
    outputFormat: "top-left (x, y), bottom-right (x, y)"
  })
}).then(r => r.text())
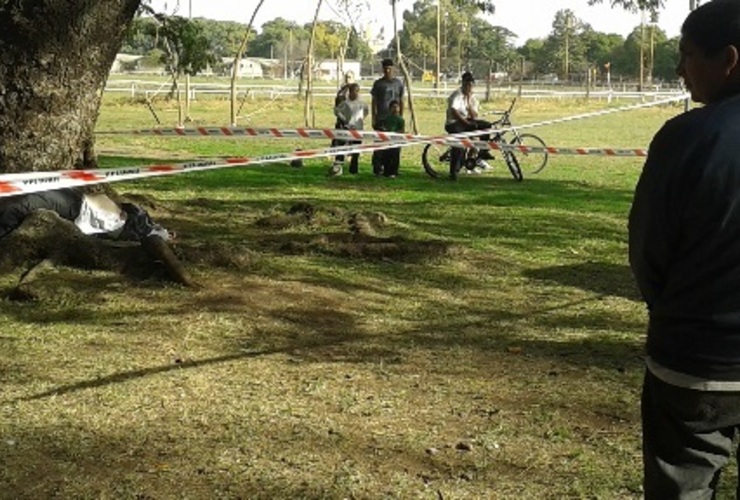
top-left (421, 98), bottom-right (548, 181)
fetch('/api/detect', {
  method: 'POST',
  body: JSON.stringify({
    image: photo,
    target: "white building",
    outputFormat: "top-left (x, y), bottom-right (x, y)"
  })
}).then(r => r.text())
top-left (222, 57), bottom-right (264, 78)
top-left (110, 53), bottom-right (143, 74)
top-left (316, 60), bottom-right (362, 81)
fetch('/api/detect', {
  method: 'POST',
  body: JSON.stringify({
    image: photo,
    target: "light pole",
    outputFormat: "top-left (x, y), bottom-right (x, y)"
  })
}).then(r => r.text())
top-left (184, 0), bottom-right (192, 121)
top-left (435, 0), bottom-right (441, 89)
top-left (564, 12), bottom-right (571, 82)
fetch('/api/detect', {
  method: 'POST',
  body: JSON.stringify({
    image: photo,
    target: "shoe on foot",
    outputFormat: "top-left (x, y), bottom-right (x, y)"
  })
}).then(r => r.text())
top-left (476, 159), bottom-right (492, 170)
top-left (327, 162), bottom-right (343, 176)
top-left (479, 150), bottom-right (495, 161)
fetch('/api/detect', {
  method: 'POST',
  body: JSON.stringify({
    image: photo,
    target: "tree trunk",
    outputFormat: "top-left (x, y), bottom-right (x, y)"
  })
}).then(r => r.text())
top-left (304, 0), bottom-right (323, 127)
top-left (391, 0), bottom-right (419, 134)
top-left (0, 0), bottom-right (141, 173)
top-left (229, 0), bottom-right (266, 126)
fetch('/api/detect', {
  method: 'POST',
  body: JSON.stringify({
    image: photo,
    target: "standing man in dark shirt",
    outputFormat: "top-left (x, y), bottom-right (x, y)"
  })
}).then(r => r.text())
top-left (371, 58), bottom-right (404, 176)
top-left (629, 1), bottom-right (740, 497)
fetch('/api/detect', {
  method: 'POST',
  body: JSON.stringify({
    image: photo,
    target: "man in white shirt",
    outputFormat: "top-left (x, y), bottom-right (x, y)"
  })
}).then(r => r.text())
top-left (445, 71), bottom-right (494, 179)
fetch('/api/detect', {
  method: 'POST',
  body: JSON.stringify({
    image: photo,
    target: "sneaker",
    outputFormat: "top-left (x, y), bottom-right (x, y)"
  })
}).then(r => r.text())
top-left (465, 167), bottom-right (483, 175)
top-left (327, 162), bottom-right (343, 176)
top-left (476, 159), bottom-right (492, 170)
top-left (479, 150), bottom-right (495, 161)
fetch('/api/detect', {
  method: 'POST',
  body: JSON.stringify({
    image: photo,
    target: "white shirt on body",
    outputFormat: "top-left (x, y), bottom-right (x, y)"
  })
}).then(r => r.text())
top-left (334, 98), bottom-right (369, 130)
top-left (446, 88), bottom-right (479, 125)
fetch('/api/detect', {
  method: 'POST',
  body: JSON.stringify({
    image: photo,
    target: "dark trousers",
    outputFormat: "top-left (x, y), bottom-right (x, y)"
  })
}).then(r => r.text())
top-left (371, 125), bottom-right (385, 175)
top-left (642, 368), bottom-right (740, 499)
top-left (334, 139), bottom-right (361, 174)
top-left (384, 148), bottom-right (400, 177)
top-left (444, 119), bottom-right (493, 176)
top-left (331, 120), bottom-right (361, 174)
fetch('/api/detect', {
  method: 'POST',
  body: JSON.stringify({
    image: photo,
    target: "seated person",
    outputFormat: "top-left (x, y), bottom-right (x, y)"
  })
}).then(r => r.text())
top-left (444, 71), bottom-right (495, 179)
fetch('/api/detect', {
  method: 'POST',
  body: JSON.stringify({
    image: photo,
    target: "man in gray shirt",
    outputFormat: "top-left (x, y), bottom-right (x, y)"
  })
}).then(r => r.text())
top-left (371, 58), bottom-right (404, 176)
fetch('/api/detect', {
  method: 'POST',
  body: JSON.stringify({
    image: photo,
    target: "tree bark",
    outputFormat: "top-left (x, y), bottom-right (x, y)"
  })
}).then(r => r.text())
top-left (304, 0), bottom-right (323, 127)
top-left (391, 0), bottom-right (419, 134)
top-left (0, 0), bottom-right (141, 173)
top-left (229, 0), bottom-right (266, 126)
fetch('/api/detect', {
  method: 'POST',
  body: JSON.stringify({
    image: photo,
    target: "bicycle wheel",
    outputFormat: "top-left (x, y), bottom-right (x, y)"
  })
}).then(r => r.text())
top-left (422, 143), bottom-right (452, 178)
top-left (503, 151), bottom-right (524, 182)
top-left (509, 133), bottom-right (548, 175)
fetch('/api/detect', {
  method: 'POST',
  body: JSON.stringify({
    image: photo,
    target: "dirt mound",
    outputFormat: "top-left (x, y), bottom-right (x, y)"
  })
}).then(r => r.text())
top-left (252, 204), bottom-right (453, 263)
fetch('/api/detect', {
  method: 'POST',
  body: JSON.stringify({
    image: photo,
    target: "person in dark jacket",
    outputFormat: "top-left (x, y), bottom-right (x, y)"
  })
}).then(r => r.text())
top-left (370, 58), bottom-right (404, 176)
top-left (628, 1), bottom-right (740, 497)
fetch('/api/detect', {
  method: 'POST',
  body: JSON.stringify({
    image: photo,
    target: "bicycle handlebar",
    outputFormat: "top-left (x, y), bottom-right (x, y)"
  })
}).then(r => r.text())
top-left (483, 98), bottom-right (517, 118)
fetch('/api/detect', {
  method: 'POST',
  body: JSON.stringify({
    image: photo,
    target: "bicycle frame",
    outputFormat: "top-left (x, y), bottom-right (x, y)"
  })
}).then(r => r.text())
top-left (421, 96), bottom-right (547, 181)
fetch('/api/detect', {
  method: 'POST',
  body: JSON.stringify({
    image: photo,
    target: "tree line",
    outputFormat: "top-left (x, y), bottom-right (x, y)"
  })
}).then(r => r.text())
top-left (121, 1), bottom-right (680, 86)
top-left (394, 0), bottom-right (679, 85)
top-left (121, 15), bottom-right (374, 75)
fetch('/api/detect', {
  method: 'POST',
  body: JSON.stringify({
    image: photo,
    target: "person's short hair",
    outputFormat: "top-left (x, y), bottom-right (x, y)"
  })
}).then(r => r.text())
top-left (381, 58), bottom-right (394, 68)
top-left (682, 0), bottom-right (740, 57)
top-left (388, 100), bottom-right (400, 108)
top-left (348, 82), bottom-right (360, 92)
top-left (461, 71), bottom-right (475, 83)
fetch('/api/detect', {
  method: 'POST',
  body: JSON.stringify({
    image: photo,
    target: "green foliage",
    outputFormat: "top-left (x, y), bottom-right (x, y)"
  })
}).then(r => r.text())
top-left (156, 15), bottom-right (218, 77)
top-left (511, 8), bottom-right (678, 83)
top-left (588, 0), bottom-right (663, 12)
top-left (249, 17), bottom-right (308, 59)
top-left (392, 0), bottom-right (515, 76)
top-left (450, 0), bottom-right (495, 14)
top-left (653, 36), bottom-right (680, 81)
top-left (123, 15), bottom-right (256, 60)
top-left (122, 1), bottom-right (680, 83)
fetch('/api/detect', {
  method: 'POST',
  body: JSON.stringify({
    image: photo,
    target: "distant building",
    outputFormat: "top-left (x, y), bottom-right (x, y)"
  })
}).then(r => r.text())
top-left (222, 57), bottom-right (264, 78)
top-left (220, 57), bottom-right (284, 79)
top-left (315, 60), bottom-right (362, 81)
top-left (111, 53), bottom-right (143, 74)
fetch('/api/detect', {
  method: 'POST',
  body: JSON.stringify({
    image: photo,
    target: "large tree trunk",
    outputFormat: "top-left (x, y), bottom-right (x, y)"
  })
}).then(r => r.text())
top-left (0, 0), bottom-right (141, 174)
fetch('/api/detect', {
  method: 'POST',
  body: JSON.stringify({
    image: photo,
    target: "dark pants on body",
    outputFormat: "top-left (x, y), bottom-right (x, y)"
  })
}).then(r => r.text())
top-left (0, 189), bottom-right (82, 239)
top-left (444, 119), bottom-right (493, 177)
top-left (371, 125), bottom-right (385, 175)
top-left (384, 148), bottom-right (400, 177)
top-left (642, 368), bottom-right (740, 499)
top-left (331, 120), bottom-right (361, 174)
top-left (335, 140), bottom-right (361, 174)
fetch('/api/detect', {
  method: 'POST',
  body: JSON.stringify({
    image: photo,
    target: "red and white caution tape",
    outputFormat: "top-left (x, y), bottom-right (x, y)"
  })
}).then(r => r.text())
top-left (0, 139), bottom-right (408, 198)
top-left (0, 94), bottom-right (683, 198)
top-left (95, 93), bottom-right (689, 145)
top-left (0, 137), bottom-right (649, 199)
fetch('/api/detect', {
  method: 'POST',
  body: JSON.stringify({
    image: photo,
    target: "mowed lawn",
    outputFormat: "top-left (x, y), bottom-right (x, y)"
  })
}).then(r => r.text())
top-left (2, 90), bottom-right (730, 499)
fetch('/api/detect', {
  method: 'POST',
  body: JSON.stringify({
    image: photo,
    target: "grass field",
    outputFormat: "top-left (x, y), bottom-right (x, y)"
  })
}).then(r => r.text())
top-left (1, 92), bottom-right (733, 499)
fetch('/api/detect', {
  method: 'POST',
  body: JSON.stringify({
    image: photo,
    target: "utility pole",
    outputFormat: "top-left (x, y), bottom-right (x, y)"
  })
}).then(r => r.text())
top-left (649, 10), bottom-right (658, 86)
top-left (185, 0), bottom-right (192, 121)
top-left (435, 0), bottom-right (441, 89)
top-left (639, 9), bottom-right (645, 92)
top-left (284, 35), bottom-right (288, 79)
top-left (564, 13), bottom-right (571, 82)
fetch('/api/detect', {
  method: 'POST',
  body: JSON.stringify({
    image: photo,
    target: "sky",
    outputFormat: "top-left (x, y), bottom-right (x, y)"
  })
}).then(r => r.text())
top-left (150, 0), bottom-right (694, 47)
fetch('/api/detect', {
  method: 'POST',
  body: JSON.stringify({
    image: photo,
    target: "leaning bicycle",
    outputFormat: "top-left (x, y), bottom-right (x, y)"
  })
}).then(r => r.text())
top-left (421, 98), bottom-right (548, 181)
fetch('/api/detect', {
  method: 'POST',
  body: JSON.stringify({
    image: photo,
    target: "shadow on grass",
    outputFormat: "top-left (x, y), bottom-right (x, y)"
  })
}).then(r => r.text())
top-left (523, 261), bottom-right (642, 302)
top-left (11, 287), bottom-right (645, 405)
top-left (15, 306), bottom-right (361, 403)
